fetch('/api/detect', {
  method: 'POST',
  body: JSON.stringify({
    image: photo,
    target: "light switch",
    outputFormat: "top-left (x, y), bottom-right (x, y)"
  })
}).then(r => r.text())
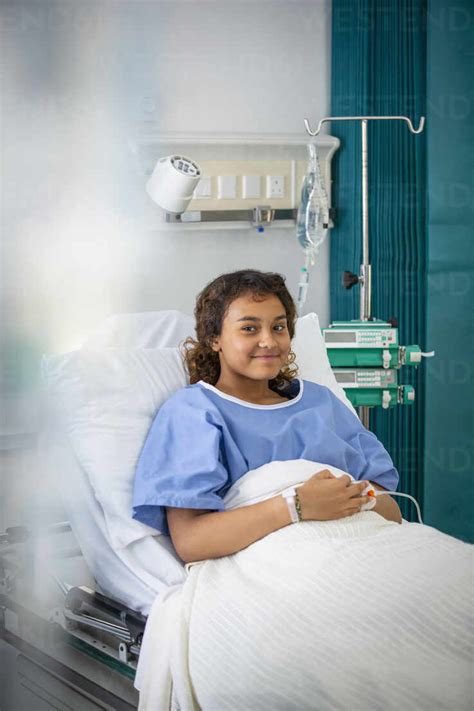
top-left (217, 175), bottom-right (237, 199)
top-left (242, 175), bottom-right (261, 199)
top-left (193, 176), bottom-right (212, 198)
top-left (266, 175), bottom-right (285, 199)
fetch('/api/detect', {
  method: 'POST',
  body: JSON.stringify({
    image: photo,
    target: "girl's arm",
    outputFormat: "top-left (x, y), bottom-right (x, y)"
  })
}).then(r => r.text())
top-left (167, 473), bottom-right (371, 563)
top-left (167, 495), bottom-right (292, 563)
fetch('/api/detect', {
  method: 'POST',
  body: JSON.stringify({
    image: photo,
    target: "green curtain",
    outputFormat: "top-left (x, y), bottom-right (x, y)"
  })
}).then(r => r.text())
top-left (330, 0), bottom-right (427, 521)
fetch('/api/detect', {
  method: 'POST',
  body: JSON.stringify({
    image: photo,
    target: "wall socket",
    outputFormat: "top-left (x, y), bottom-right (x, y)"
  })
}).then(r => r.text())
top-left (266, 175), bottom-right (284, 198)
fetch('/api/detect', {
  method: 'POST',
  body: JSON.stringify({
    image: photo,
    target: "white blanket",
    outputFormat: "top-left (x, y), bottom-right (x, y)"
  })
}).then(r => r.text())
top-left (135, 460), bottom-right (473, 711)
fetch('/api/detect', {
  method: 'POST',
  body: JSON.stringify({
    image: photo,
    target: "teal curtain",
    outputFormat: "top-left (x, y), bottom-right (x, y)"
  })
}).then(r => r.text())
top-left (424, 0), bottom-right (473, 542)
top-left (330, 0), bottom-right (427, 521)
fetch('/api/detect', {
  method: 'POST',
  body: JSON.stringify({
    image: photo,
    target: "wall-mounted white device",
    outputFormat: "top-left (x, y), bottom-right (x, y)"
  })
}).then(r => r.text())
top-left (146, 155), bottom-right (202, 213)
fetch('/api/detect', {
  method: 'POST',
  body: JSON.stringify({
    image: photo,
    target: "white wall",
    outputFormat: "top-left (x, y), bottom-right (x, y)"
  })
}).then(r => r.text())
top-left (1, 0), bottom-right (332, 435)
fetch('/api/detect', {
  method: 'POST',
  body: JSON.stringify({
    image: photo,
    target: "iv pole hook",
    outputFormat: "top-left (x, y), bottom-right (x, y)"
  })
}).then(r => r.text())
top-left (303, 115), bottom-right (425, 136)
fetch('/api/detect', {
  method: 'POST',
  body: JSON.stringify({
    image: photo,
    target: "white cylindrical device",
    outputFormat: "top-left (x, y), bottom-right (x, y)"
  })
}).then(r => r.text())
top-left (146, 155), bottom-right (202, 213)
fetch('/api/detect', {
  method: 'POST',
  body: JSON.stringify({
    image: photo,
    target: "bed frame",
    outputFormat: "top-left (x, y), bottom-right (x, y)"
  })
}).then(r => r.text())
top-left (1, 522), bottom-right (145, 710)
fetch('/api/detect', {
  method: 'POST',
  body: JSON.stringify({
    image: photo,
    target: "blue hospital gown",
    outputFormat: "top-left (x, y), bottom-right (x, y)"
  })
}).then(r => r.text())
top-left (132, 378), bottom-right (399, 536)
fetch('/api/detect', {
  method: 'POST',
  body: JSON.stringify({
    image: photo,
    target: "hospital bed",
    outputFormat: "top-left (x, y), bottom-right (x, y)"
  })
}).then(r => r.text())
top-left (2, 309), bottom-right (356, 709)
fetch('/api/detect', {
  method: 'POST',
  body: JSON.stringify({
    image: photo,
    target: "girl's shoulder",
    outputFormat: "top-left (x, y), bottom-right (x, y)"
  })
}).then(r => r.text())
top-left (296, 379), bottom-right (342, 406)
top-left (161, 380), bottom-right (220, 411)
top-left (299, 378), bottom-right (328, 393)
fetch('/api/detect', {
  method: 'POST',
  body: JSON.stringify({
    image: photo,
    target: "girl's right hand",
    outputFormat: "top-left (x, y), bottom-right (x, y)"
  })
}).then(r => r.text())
top-left (297, 469), bottom-right (371, 521)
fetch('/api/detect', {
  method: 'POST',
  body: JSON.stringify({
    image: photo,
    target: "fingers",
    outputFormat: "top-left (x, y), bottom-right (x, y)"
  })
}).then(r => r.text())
top-left (338, 474), bottom-right (364, 489)
top-left (347, 486), bottom-right (372, 506)
top-left (343, 504), bottom-right (365, 517)
top-left (343, 495), bottom-right (373, 516)
top-left (351, 496), bottom-right (373, 505)
top-left (346, 480), bottom-right (369, 495)
top-left (315, 469), bottom-right (336, 479)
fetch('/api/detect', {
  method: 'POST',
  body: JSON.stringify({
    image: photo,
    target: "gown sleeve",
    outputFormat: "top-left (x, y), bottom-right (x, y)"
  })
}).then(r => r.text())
top-left (325, 387), bottom-right (400, 492)
top-left (132, 394), bottom-right (228, 536)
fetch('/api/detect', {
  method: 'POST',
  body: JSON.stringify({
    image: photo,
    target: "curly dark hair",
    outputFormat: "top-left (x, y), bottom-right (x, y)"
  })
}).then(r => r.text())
top-left (180, 269), bottom-right (299, 389)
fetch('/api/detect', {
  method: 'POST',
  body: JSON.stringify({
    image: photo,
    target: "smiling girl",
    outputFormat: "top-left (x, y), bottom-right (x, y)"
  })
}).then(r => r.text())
top-left (132, 269), bottom-right (401, 563)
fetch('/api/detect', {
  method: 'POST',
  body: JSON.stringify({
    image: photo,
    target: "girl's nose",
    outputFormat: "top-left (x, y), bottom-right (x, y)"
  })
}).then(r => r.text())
top-left (258, 332), bottom-right (277, 348)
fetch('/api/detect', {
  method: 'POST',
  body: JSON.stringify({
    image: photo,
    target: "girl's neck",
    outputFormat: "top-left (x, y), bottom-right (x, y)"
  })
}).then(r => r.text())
top-left (213, 378), bottom-right (280, 404)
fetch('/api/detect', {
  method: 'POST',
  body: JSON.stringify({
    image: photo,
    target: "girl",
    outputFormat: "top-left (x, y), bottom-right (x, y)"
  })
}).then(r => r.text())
top-left (132, 269), bottom-right (401, 563)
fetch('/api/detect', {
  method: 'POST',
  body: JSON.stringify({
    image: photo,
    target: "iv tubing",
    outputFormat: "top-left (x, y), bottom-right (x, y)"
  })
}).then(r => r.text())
top-left (376, 492), bottom-right (423, 524)
top-left (297, 252), bottom-right (313, 316)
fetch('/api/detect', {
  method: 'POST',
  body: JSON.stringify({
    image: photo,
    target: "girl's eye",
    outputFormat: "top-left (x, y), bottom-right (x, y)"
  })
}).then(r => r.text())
top-left (241, 324), bottom-right (286, 333)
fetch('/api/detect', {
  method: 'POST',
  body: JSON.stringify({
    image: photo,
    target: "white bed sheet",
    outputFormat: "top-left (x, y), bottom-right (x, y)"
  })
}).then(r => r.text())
top-left (136, 460), bottom-right (473, 711)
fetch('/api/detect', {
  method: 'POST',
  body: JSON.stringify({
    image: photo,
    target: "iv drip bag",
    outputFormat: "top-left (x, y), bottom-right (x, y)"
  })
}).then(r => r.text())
top-left (295, 143), bottom-right (330, 315)
top-left (296, 143), bottom-right (330, 258)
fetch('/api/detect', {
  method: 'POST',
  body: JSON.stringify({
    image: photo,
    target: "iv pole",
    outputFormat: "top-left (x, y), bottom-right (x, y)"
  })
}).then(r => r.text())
top-left (303, 115), bottom-right (425, 427)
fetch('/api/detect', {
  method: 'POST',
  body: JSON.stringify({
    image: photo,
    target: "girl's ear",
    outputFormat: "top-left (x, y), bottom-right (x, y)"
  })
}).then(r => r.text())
top-left (210, 337), bottom-right (221, 353)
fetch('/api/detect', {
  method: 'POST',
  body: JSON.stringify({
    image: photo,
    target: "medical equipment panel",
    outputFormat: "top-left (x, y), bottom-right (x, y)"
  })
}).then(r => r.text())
top-left (323, 321), bottom-right (425, 367)
top-left (333, 368), bottom-right (415, 408)
top-left (334, 368), bottom-right (397, 386)
top-left (323, 320), bottom-right (424, 408)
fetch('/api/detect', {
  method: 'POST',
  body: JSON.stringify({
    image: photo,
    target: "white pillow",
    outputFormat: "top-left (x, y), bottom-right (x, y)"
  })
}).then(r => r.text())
top-left (293, 313), bottom-right (356, 414)
top-left (42, 311), bottom-right (354, 550)
top-left (42, 347), bottom-right (188, 548)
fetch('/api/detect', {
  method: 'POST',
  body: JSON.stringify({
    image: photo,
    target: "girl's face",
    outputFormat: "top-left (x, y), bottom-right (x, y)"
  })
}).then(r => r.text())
top-left (210, 293), bottom-right (292, 385)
